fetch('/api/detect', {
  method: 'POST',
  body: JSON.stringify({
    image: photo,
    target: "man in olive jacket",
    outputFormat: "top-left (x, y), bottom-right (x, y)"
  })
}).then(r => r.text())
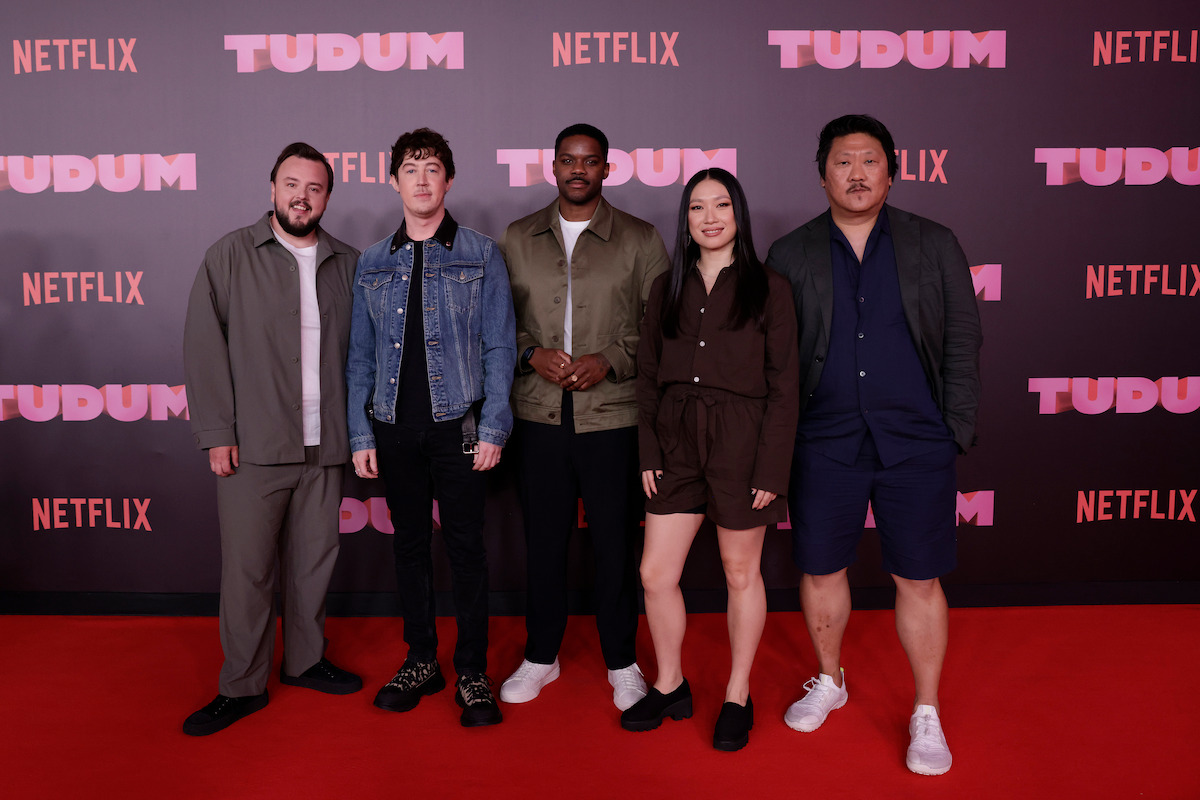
top-left (498, 124), bottom-right (669, 712)
top-left (182, 143), bottom-right (362, 736)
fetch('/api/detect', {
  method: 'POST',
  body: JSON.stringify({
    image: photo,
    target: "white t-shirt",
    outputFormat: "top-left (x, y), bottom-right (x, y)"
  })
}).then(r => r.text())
top-left (276, 236), bottom-right (322, 446)
top-left (558, 214), bottom-right (591, 356)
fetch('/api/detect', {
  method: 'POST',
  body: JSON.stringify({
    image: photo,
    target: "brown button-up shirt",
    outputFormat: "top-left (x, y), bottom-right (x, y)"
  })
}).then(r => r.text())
top-left (637, 265), bottom-right (800, 494)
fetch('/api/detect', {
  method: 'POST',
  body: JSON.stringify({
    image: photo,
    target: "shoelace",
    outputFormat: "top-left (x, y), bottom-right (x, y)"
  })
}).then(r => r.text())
top-left (459, 675), bottom-right (493, 705)
top-left (389, 663), bottom-right (432, 689)
top-left (799, 677), bottom-right (836, 708)
top-left (612, 668), bottom-right (642, 693)
top-left (510, 661), bottom-right (546, 682)
top-left (911, 715), bottom-right (942, 744)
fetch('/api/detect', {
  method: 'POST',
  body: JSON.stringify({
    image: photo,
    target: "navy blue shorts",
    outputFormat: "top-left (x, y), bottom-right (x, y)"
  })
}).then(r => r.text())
top-left (787, 435), bottom-right (958, 580)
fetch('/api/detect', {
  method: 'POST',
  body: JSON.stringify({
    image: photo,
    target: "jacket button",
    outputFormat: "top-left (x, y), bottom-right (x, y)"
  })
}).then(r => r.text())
top-left (554, 297), bottom-right (561, 303)
top-left (815, 355), bottom-right (824, 362)
top-left (394, 342), bottom-right (401, 349)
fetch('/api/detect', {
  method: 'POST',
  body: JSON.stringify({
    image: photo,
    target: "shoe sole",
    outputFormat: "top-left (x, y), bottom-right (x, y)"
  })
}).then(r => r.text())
top-left (906, 759), bottom-right (952, 776)
top-left (459, 707), bottom-right (503, 727)
top-left (280, 673), bottom-right (363, 695)
top-left (784, 695), bottom-right (847, 733)
top-left (499, 663), bottom-right (560, 704)
top-left (373, 671), bottom-right (446, 713)
top-left (620, 696), bottom-right (693, 732)
top-left (713, 718), bottom-right (754, 752)
top-left (182, 693), bottom-right (269, 737)
top-left (456, 691), bottom-right (503, 727)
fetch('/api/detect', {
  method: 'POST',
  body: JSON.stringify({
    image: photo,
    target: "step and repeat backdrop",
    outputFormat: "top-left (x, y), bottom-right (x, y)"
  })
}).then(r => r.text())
top-left (2, 0), bottom-right (1197, 608)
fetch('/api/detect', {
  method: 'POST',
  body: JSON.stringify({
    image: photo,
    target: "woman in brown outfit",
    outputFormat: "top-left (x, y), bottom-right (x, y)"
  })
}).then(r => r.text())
top-left (620, 168), bottom-right (799, 750)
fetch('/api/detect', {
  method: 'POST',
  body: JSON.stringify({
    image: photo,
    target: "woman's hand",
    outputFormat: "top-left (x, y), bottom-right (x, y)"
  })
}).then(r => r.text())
top-left (642, 469), bottom-right (663, 499)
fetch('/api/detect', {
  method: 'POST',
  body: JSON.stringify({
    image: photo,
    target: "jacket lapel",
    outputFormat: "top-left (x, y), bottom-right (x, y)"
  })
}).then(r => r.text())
top-left (887, 206), bottom-right (923, 341)
top-left (802, 213), bottom-right (835, 345)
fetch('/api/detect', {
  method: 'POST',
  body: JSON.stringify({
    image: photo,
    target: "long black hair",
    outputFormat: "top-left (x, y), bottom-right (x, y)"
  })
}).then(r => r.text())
top-left (660, 167), bottom-right (767, 337)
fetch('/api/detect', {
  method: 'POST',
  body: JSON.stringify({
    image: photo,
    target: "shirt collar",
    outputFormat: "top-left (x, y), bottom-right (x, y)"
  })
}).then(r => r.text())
top-left (390, 210), bottom-right (459, 253)
top-left (828, 204), bottom-right (891, 255)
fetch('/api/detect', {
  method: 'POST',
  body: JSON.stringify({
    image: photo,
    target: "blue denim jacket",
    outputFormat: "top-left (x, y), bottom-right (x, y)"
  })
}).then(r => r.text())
top-left (346, 212), bottom-right (516, 451)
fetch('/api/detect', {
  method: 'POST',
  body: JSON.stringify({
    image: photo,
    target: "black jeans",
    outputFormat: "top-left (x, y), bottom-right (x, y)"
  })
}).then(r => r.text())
top-left (515, 392), bottom-right (640, 670)
top-left (373, 418), bottom-right (489, 676)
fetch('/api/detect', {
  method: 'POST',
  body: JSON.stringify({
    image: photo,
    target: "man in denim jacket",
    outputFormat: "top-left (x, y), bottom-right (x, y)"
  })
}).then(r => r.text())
top-left (345, 128), bottom-right (516, 727)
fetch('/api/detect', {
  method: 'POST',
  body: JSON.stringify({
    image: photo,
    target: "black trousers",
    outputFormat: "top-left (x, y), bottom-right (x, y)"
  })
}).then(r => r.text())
top-left (373, 418), bottom-right (489, 677)
top-left (515, 392), bottom-right (639, 670)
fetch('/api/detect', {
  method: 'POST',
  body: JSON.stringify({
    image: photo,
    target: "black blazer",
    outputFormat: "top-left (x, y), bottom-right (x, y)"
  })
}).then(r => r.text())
top-left (765, 205), bottom-right (982, 453)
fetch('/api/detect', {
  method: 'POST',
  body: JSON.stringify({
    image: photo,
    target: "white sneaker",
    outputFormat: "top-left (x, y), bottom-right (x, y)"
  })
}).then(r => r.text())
top-left (499, 658), bottom-right (560, 704)
top-left (906, 704), bottom-right (952, 776)
top-left (784, 670), bottom-right (848, 732)
top-left (607, 663), bottom-right (648, 711)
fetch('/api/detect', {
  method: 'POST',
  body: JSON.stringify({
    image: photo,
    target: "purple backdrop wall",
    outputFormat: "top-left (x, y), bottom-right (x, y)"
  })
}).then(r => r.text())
top-left (2, 0), bottom-right (1197, 608)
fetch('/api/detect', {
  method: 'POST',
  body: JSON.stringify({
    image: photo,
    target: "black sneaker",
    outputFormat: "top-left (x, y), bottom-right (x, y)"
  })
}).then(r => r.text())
top-left (456, 673), bottom-right (502, 727)
top-left (182, 691), bottom-right (269, 736)
top-left (280, 657), bottom-right (363, 695)
top-left (373, 660), bottom-right (445, 712)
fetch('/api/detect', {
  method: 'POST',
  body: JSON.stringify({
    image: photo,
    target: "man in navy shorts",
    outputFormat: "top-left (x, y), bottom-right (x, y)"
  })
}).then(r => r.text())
top-left (765, 115), bottom-right (982, 776)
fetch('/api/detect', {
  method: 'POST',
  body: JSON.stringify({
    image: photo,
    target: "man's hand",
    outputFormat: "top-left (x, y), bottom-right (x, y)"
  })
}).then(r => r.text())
top-left (209, 445), bottom-right (239, 477)
top-left (352, 449), bottom-right (379, 479)
top-left (529, 347), bottom-right (574, 385)
top-left (473, 441), bottom-right (503, 471)
top-left (561, 353), bottom-right (611, 391)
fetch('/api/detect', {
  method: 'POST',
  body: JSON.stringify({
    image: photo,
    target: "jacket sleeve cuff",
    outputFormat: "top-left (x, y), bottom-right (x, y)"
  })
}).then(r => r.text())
top-left (194, 429), bottom-right (236, 450)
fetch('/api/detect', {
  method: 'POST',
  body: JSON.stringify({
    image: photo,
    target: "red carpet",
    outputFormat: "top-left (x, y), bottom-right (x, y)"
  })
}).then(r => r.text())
top-left (2, 606), bottom-right (1196, 798)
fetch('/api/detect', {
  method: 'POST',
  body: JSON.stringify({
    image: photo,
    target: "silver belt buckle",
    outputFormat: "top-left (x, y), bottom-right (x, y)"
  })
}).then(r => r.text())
top-left (462, 441), bottom-right (480, 455)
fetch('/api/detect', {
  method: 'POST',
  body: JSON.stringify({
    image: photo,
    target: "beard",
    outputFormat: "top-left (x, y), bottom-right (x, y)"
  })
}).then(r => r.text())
top-left (274, 199), bottom-right (322, 238)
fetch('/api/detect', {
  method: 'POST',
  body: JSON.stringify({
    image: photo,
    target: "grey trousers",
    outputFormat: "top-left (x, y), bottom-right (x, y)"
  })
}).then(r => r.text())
top-left (214, 446), bottom-right (343, 696)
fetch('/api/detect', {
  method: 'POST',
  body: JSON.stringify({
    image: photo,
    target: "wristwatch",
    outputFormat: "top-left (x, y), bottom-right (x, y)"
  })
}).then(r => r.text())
top-left (520, 345), bottom-right (537, 371)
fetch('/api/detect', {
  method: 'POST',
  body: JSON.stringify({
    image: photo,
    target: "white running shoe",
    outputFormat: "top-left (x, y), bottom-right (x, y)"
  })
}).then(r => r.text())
top-left (607, 663), bottom-right (648, 711)
top-left (784, 670), bottom-right (848, 733)
top-left (499, 658), bottom-right (560, 704)
top-left (906, 704), bottom-right (952, 776)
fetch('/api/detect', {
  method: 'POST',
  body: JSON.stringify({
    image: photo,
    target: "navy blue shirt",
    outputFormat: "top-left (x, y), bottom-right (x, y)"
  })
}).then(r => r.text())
top-left (798, 209), bottom-right (951, 467)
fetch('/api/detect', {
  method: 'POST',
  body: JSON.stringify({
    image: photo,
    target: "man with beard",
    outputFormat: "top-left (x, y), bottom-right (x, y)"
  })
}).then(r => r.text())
top-left (182, 142), bottom-right (362, 736)
top-left (498, 123), bottom-right (669, 712)
top-left (766, 115), bottom-right (981, 775)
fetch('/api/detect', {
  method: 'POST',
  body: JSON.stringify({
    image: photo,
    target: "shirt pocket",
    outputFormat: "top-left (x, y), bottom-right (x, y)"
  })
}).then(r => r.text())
top-left (357, 269), bottom-right (399, 324)
top-left (442, 266), bottom-right (484, 314)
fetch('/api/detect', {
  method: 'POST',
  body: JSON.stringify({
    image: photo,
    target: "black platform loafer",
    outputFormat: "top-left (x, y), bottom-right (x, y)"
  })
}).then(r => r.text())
top-left (713, 696), bottom-right (754, 751)
top-left (620, 678), bottom-right (693, 732)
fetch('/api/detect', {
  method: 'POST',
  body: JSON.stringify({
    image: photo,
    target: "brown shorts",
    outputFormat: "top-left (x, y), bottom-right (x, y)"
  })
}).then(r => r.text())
top-left (645, 385), bottom-right (787, 530)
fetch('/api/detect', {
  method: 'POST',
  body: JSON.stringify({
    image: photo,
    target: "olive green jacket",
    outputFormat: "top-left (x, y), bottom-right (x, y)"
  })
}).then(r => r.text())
top-left (500, 197), bottom-right (669, 432)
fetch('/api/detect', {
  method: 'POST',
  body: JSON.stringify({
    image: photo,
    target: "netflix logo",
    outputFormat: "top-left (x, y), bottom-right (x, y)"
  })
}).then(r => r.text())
top-left (1085, 264), bottom-right (1198, 298)
top-left (23, 272), bottom-right (144, 306)
top-left (1093, 30), bottom-right (1198, 65)
top-left (551, 32), bottom-right (679, 66)
top-left (1077, 489), bottom-right (1196, 523)
top-left (32, 497), bottom-right (152, 532)
top-left (13, 37), bottom-right (136, 74)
